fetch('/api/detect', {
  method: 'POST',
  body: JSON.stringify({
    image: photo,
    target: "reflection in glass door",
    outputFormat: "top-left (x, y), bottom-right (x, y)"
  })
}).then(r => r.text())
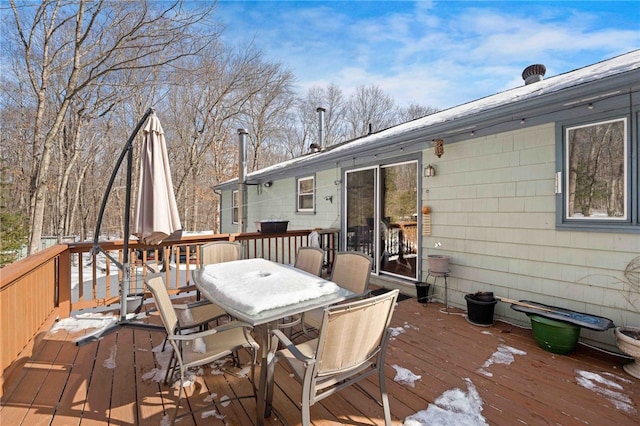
top-left (345, 168), bottom-right (376, 258)
top-left (380, 162), bottom-right (418, 279)
top-left (344, 162), bottom-right (418, 280)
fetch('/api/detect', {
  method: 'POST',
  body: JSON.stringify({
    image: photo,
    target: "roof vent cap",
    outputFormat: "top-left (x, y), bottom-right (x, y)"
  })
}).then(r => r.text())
top-left (522, 64), bottom-right (546, 85)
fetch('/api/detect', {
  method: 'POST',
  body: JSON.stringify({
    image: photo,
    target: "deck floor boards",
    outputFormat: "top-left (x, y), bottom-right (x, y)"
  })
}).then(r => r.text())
top-left (1, 295), bottom-right (639, 425)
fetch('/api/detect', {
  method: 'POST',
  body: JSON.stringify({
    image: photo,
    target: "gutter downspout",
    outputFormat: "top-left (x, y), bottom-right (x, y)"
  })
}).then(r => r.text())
top-left (212, 187), bottom-right (222, 233)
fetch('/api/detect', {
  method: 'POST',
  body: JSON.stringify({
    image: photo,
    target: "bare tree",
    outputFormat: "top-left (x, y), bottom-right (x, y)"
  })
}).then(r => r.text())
top-left (3, 0), bottom-right (444, 248)
top-left (240, 61), bottom-right (296, 173)
top-left (283, 83), bottom-right (349, 159)
top-left (343, 84), bottom-right (397, 138)
top-left (396, 102), bottom-right (439, 122)
top-left (8, 0), bottom-right (216, 253)
top-left (163, 43), bottom-right (295, 230)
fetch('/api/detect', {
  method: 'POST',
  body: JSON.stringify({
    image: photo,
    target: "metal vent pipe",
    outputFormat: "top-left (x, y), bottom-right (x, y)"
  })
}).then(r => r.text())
top-left (522, 64), bottom-right (546, 85)
top-left (316, 107), bottom-right (325, 149)
top-left (237, 128), bottom-right (248, 233)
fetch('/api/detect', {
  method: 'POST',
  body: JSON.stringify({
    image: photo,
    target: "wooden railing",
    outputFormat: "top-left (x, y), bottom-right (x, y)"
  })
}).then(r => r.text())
top-left (0, 228), bottom-right (339, 388)
top-left (0, 244), bottom-right (69, 391)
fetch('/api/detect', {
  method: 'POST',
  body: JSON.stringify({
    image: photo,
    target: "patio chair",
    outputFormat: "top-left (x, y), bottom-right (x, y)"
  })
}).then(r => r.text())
top-left (301, 251), bottom-right (373, 336)
top-left (201, 241), bottom-right (243, 265)
top-left (174, 241), bottom-right (244, 325)
top-left (293, 246), bottom-right (324, 276)
top-left (277, 246), bottom-right (325, 333)
top-left (267, 289), bottom-right (399, 425)
top-left (145, 276), bottom-right (258, 424)
top-left (148, 276), bottom-right (233, 371)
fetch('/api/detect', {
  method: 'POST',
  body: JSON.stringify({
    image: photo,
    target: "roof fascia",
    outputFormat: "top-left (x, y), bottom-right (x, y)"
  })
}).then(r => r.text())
top-left (216, 68), bottom-right (638, 191)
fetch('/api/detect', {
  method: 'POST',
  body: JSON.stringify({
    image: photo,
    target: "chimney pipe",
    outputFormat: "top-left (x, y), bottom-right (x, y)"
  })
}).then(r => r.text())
top-left (316, 107), bottom-right (325, 150)
top-left (237, 128), bottom-right (248, 233)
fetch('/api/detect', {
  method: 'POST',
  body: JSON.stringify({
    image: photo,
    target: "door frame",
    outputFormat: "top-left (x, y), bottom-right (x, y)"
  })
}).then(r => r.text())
top-left (342, 159), bottom-right (420, 281)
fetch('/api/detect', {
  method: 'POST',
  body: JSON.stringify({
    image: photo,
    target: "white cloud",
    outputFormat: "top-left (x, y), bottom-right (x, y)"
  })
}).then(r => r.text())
top-left (216, 1), bottom-right (640, 109)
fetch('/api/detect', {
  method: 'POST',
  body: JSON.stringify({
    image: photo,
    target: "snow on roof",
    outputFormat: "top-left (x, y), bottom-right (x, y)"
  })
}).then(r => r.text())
top-left (227, 50), bottom-right (640, 183)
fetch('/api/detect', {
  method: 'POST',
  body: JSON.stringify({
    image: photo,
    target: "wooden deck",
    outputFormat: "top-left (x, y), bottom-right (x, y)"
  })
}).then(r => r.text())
top-left (1, 294), bottom-right (639, 425)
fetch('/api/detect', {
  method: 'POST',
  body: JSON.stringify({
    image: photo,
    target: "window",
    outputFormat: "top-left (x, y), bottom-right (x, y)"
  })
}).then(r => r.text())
top-left (564, 118), bottom-right (627, 221)
top-left (297, 176), bottom-right (315, 212)
top-left (232, 190), bottom-right (239, 224)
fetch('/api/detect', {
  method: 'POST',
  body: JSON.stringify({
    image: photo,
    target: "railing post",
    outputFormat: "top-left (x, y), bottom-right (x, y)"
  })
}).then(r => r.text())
top-left (57, 248), bottom-right (71, 318)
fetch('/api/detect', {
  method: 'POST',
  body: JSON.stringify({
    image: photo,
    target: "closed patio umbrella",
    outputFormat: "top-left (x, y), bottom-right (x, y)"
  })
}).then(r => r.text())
top-left (133, 113), bottom-right (182, 245)
top-left (80, 109), bottom-right (181, 345)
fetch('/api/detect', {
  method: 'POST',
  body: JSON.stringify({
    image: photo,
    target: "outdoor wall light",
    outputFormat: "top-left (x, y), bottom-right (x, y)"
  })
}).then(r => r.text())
top-left (263, 181), bottom-right (273, 188)
top-left (424, 164), bottom-right (436, 177)
top-left (324, 195), bottom-right (333, 203)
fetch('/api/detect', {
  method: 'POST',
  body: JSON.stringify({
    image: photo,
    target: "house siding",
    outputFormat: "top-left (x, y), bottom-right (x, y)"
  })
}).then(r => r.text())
top-left (215, 52), bottom-right (639, 351)
top-left (422, 123), bottom-right (638, 349)
top-left (248, 177), bottom-right (297, 232)
top-left (221, 169), bottom-right (342, 234)
top-left (220, 122), bottom-right (638, 350)
top-left (220, 189), bottom-right (235, 233)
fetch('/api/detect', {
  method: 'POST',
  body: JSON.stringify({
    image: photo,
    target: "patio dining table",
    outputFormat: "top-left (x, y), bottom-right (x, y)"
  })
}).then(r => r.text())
top-left (193, 258), bottom-right (354, 424)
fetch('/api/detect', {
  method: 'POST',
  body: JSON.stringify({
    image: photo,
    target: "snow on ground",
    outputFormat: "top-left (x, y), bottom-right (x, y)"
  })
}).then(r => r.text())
top-left (71, 231), bottom-right (214, 306)
top-left (392, 364), bottom-right (421, 387)
top-left (390, 321), bottom-right (420, 338)
top-left (399, 341), bottom-right (528, 425)
top-left (404, 378), bottom-right (488, 426)
top-left (575, 370), bottom-right (637, 415)
top-left (403, 321), bottom-right (420, 331)
top-left (103, 345), bottom-right (117, 369)
top-left (389, 326), bottom-right (406, 338)
top-left (50, 312), bottom-right (117, 334)
top-left (48, 305), bottom-right (638, 423)
top-left (476, 344), bottom-right (527, 378)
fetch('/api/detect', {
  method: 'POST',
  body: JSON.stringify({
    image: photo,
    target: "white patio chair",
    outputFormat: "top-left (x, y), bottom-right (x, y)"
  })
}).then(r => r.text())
top-left (277, 246), bottom-right (326, 333)
top-left (301, 251), bottom-right (373, 336)
top-left (200, 241), bottom-right (243, 265)
top-left (267, 289), bottom-right (399, 425)
top-left (174, 241), bottom-right (244, 328)
top-left (147, 275), bottom-right (236, 377)
top-left (145, 276), bottom-right (258, 425)
top-left (293, 246), bottom-right (324, 276)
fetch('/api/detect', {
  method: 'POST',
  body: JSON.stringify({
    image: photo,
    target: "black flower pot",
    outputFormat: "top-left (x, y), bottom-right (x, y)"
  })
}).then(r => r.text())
top-left (474, 291), bottom-right (494, 302)
top-left (465, 293), bottom-right (497, 326)
top-left (415, 282), bottom-right (430, 304)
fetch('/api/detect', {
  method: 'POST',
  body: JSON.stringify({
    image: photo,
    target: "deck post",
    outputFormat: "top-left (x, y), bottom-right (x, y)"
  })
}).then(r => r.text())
top-left (57, 247), bottom-right (71, 317)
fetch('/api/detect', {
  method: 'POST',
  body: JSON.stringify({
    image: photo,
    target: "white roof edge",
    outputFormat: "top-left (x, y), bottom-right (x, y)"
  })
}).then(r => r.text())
top-left (218, 50), bottom-right (640, 187)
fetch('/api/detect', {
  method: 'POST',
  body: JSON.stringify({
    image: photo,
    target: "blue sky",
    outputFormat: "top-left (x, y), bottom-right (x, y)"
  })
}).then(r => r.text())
top-left (214, 0), bottom-right (639, 110)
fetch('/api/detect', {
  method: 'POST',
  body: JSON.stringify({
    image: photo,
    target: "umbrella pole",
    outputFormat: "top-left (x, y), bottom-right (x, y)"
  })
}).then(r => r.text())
top-left (77, 107), bottom-right (162, 346)
top-left (119, 131), bottom-right (135, 321)
top-left (92, 108), bottom-right (155, 255)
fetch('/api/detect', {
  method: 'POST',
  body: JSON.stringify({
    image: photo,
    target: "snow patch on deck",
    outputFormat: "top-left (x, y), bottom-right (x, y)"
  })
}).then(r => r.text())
top-left (404, 378), bottom-right (487, 426)
top-left (575, 369), bottom-right (637, 415)
top-left (476, 344), bottom-right (527, 377)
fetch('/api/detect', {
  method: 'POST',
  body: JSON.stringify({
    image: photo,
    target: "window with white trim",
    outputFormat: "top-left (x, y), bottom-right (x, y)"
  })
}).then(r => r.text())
top-left (232, 190), bottom-right (239, 224)
top-left (564, 118), bottom-right (627, 221)
top-left (297, 176), bottom-right (315, 212)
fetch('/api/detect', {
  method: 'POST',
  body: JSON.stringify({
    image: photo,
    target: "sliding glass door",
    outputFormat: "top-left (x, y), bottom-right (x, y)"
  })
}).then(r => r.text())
top-left (380, 162), bottom-right (418, 278)
top-left (345, 161), bottom-right (418, 280)
top-left (345, 168), bottom-right (376, 257)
